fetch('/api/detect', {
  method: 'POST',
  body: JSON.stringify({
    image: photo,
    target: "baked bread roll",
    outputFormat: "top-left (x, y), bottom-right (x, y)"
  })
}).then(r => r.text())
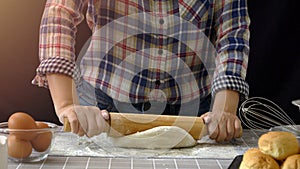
top-left (258, 131), bottom-right (299, 160)
top-left (239, 148), bottom-right (280, 169)
top-left (281, 154), bottom-right (300, 169)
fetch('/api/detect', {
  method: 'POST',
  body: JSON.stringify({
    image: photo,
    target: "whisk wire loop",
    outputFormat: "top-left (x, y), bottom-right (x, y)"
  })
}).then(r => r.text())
top-left (239, 97), bottom-right (297, 131)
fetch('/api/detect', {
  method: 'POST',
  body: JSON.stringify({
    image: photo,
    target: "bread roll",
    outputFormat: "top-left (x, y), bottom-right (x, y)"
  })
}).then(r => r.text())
top-left (239, 148), bottom-right (280, 169)
top-left (258, 131), bottom-right (299, 160)
top-left (281, 154), bottom-right (300, 169)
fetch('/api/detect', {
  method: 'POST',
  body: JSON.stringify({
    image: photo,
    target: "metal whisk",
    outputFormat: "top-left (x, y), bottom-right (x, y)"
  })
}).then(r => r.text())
top-left (238, 97), bottom-right (300, 136)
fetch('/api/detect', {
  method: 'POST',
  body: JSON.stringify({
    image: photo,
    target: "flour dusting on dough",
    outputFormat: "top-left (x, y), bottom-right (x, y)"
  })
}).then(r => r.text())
top-left (109, 126), bottom-right (197, 149)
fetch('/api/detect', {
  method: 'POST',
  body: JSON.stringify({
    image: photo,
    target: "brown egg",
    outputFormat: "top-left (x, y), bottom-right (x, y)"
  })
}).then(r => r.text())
top-left (31, 122), bottom-right (52, 152)
top-left (35, 122), bottom-right (49, 128)
top-left (7, 135), bottom-right (32, 159)
top-left (8, 112), bottom-right (37, 141)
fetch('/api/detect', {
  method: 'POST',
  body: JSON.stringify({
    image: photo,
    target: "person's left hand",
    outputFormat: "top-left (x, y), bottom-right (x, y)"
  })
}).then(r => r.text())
top-left (201, 111), bottom-right (242, 142)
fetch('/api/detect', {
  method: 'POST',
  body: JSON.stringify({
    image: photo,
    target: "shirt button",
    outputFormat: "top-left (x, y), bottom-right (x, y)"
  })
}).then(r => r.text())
top-left (158, 49), bottom-right (163, 55)
top-left (155, 80), bottom-right (161, 87)
top-left (159, 19), bottom-right (164, 25)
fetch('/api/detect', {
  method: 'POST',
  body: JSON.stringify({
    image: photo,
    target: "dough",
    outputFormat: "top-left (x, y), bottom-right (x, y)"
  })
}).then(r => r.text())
top-left (109, 126), bottom-right (197, 149)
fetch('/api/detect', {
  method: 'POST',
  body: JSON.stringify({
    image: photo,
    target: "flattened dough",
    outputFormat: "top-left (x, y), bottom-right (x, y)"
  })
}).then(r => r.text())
top-left (109, 126), bottom-right (197, 149)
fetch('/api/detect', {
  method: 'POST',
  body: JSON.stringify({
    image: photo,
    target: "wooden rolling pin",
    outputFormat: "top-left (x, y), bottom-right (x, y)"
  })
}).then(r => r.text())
top-left (64, 112), bottom-right (208, 140)
top-left (64, 112), bottom-right (243, 140)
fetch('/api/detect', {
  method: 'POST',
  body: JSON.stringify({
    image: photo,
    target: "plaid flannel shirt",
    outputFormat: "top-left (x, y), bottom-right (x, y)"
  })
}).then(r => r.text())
top-left (33, 0), bottom-right (250, 104)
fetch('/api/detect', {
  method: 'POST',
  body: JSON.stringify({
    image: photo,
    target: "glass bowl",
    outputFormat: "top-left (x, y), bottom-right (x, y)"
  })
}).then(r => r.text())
top-left (270, 125), bottom-right (300, 138)
top-left (0, 121), bottom-right (58, 162)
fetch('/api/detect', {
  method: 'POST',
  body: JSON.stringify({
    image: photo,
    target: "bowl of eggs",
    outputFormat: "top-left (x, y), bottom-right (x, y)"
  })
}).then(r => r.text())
top-left (0, 112), bottom-right (58, 162)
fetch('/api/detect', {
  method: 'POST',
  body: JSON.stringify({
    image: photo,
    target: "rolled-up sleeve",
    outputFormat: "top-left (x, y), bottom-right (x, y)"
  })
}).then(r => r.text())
top-left (212, 0), bottom-right (250, 100)
top-left (32, 0), bottom-right (86, 88)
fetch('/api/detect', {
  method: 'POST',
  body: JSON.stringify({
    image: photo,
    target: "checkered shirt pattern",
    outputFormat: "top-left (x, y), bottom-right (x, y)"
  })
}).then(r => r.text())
top-left (32, 0), bottom-right (250, 104)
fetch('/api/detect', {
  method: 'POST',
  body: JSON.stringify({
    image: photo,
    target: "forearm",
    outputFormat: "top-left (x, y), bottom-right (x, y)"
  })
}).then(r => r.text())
top-left (212, 89), bottom-right (240, 115)
top-left (46, 73), bottom-right (79, 113)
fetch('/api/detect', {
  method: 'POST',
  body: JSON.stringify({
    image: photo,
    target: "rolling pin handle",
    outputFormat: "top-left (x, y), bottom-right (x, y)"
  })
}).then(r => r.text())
top-left (63, 117), bottom-right (111, 134)
top-left (63, 117), bottom-right (71, 132)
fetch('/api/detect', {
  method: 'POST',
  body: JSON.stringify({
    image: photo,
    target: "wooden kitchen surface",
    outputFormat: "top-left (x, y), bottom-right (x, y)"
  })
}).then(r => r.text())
top-left (7, 129), bottom-right (265, 169)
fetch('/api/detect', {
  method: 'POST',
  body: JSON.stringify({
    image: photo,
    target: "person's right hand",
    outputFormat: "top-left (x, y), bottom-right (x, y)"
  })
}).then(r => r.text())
top-left (46, 74), bottom-right (109, 137)
top-left (57, 105), bottom-right (110, 137)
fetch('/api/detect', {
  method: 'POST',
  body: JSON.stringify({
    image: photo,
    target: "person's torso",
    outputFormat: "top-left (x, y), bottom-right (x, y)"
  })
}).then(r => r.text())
top-left (79, 0), bottom-right (217, 104)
